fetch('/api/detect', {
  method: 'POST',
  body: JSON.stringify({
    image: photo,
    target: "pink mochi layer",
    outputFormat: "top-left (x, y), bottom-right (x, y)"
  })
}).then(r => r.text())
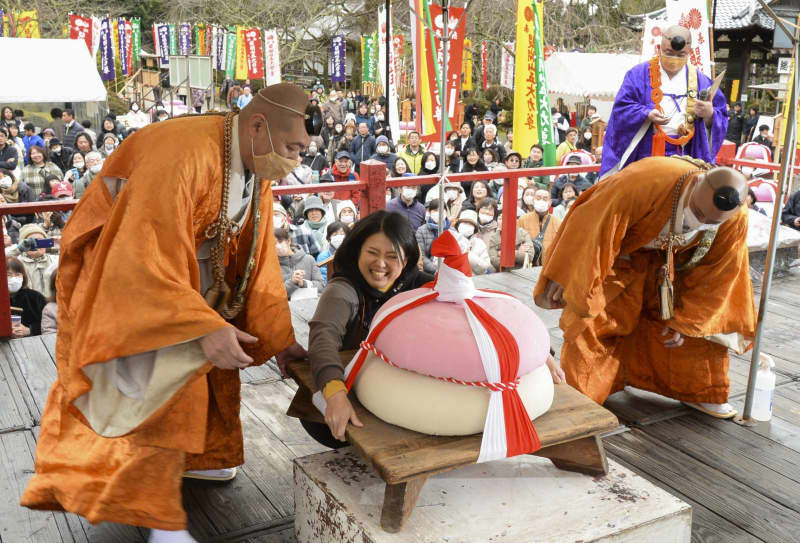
top-left (372, 288), bottom-right (550, 382)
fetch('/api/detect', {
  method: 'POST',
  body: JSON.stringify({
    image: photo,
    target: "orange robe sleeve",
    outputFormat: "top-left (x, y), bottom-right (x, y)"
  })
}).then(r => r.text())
top-left (669, 207), bottom-right (757, 339)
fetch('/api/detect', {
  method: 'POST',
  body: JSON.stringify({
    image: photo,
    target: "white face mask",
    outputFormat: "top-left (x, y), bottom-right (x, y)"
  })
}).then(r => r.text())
top-left (425, 160), bottom-right (437, 170)
top-left (457, 223), bottom-right (475, 237)
top-left (340, 214), bottom-right (354, 224)
top-left (330, 234), bottom-right (345, 249)
top-left (533, 200), bottom-right (550, 213)
top-left (89, 164), bottom-right (102, 174)
top-left (402, 188), bottom-right (417, 200)
top-left (273, 215), bottom-right (285, 229)
top-left (478, 213), bottom-right (494, 224)
top-left (445, 148), bottom-right (454, 156)
top-left (308, 147), bottom-right (317, 155)
top-left (445, 190), bottom-right (458, 202)
top-left (523, 195), bottom-right (535, 206)
top-left (584, 131), bottom-right (592, 140)
top-left (377, 144), bottom-right (389, 154)
top-left (429, 212), bottom-right (439, 223)
top-left (73, 162), bottom-right (84, 170)
top-left (8, 276), bottom-right (23, 293)
top-left (0, 178), bottom-right (11, 188)
top-left (131, 104), bottom-right (140, 112)
top-left (51, 146), bottom-right (61, 154)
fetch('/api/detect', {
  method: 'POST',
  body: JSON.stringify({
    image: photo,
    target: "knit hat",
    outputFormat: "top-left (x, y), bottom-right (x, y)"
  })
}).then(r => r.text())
top-left (273, 203), bottom-right (288, 217)
top-left (376, 135), bottom-right (390, 145)
top-left (102, 133), bottom-right (119, 145)
top-left (19, 223), bottom-right (47, 240)
top-left (303, 195), bottom-right (326, 217)
top-left (337, 199), bottom-right (357, 218)
top-left (456, 209), bottom-right (479, 228)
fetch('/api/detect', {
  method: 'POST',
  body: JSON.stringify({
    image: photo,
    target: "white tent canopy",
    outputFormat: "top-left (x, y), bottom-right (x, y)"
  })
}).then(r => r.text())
top-left (0, 38), bottom-right (107, 102)
top-left (544, 52), bottom-right (641, 99)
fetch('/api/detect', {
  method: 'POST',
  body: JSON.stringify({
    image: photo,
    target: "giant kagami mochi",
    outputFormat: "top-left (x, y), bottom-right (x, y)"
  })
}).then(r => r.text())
top-left (333, 230), bottom-right (553, 462)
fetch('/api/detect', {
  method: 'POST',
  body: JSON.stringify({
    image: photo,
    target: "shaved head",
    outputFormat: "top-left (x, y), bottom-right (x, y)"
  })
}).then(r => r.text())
top-left (660, 25), bottom-right (692, 77)
top-left (688, 167), bottom-right (748, 225)
top-left (239, 82), bottom-right (310, 171)
top-left (662, 25), bottom-right (691, 50)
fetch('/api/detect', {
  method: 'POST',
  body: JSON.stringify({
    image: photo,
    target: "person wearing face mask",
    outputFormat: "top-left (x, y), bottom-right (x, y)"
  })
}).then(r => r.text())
top-left (600, 26), bottom-right (727, 179)
top-left (124, 102), bottom-right (150, 129)
top-left (454, 209), bottom-right (490, 275)
top-left (482, 203), bottom-right (536, 271)
top-left (416, 198), bottom-right (451, 273)
top-left (72, 151), bottom-right (104, 198)
top-left (274, 204), bottom-right (323, 258)
top-left (0, 168), bottom-right (35, 206)
top-left (424, 181), bottom-right (466, 222)
top-left (64, 151), bottom-right (85, 183)
top-left (550, 155), bottom-right (593, 206)
top-left (316, 221), bottom-right (347, 284)
top-left (275, 227), bottom-right (324, 299)
top-left (297, 195), bottom-right (330, 257)
top-left (536, 157), bottom-right (755, 421)
top-left (6, 256), bottom-right (47, 337)
top-left (20, 83), bottom-right (311, 543)
top-left (419, 151), bottom-right (439, 177)
top-left (368, 135), bottom-right (397, 170)
top-left (101, 133), bottom-right (119, 158)
top-left (5, 223), bottom-right (59, 297)
top-left (443, 142), bottom-right (461, 173)
top-left (387, 185), bottom-right (426, 231)
top-left (45, 137), bottom-right (73, 173)
top-left (336, 199), bottom-right (358, 228)
top-left (301, 141), bottom-right (329, 173)
top-left (517, 188), bottom-right (562, 265)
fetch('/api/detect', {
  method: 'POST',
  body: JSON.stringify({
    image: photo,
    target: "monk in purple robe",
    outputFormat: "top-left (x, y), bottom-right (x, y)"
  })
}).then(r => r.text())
top-left (600, 26), bottom-right (728, 178)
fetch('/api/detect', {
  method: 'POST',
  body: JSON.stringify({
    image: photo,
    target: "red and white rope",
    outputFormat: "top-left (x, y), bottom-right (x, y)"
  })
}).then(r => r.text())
top-left (360, 341), bottom-right (520, 392)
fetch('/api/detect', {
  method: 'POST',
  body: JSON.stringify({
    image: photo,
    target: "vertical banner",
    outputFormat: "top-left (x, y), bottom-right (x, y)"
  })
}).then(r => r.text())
top-left (156, 24), bottom-right (170, 67)
top-left (99, 18), bottom-right (115, 80)
top-left (640, 17), bottom-right (664, 62)
top-left (210, 26), bottom-right (219, 70)
top-left (426, 3), bottom-right (466, 142)
top-left (378, 6), bottom-right (401, 143)
top-left (91, 16), bottom-right (101, 57)
top-left (132, 18), bottom-right (141, 70)
top-left (462, 38), bottom-right (473, 91)
top-left (16, 10), bottom-right (40, 38)
top-left (666, 0), bottom-right (711, 76)
top-left (225, 26), bottom-right (237, 78)
top-left (0, 10), bottom-right (3, 37)
top-left (69, 14), bottom-right (93, 53)
top-left (500, 42), bottom-right (515, 89)
top-left (331, 34), bottom-right (346, 83)
top-left (234, 26), bottom-right (248, 80)
top-left (112, 19), bottom-right (119, 72)
top-left (125, 20), bottom-right (133, 73)
top-left (179, 23), bottom-right (191, 55)
top-left (169, 23), bottom-right (177, 55)
top-left (264, 29), bottom-right (282, 85)
top-left (513, 1), bottom-right (539, 158)
top-left (481, 41), bottom-right (488, 90)
top-left (195, 24), bottom-right (204, 55)
top-left (118, 19), bottom-right (129, 76)
top-left (244, 28), bottom-right (264, 79)
top-left (532, 0), bottom-right (555, 165)
top-left (362, 33), bottom-right (378, 83)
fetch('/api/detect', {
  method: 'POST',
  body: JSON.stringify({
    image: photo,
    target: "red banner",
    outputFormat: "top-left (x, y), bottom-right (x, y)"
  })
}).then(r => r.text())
top-left (481, 41), bottom-right (488, 90)
top-left (69, 14), bottom-right (92, 53)
top-left (421, 4), bottom-right (466, 143)
top-left (244, 28), bottom-right (264, 79)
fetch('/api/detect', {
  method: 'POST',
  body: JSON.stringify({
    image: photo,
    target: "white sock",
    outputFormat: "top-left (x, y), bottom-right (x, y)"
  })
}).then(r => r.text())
top-left (697, 402), bottom-right (735, 414)
top-left (184, 467), bottom-right (237, 478)
top-left (148, 529), bottom-right (198, 543)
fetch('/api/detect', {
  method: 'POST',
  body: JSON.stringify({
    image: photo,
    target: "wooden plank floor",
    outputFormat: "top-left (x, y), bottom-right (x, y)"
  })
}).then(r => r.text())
top-left (2, 268), bottom-right (799, 542)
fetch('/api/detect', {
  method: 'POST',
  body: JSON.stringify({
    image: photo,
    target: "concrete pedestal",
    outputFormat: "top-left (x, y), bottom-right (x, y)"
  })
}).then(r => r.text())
top-left (294, 447), bottom-right (691, 543)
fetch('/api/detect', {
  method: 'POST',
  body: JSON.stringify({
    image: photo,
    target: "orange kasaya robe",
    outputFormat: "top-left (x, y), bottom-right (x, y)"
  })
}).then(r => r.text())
top-left (20, 115), bottom-right (294, 530)
top-left (533, 156), bottom-right (757, 406)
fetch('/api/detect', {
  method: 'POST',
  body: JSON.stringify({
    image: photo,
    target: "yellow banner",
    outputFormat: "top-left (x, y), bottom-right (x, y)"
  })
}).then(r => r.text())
top-left (235, 25), bottom-right (248, 80)
top-left (112, 19), bottom-right (120, 70)
top-left (16, 9), bottom-right (40, 38)
top-left (513, 0), bottom-right (540, 155)
top-left (463, 39), bottom-right (473, 91)
top-left (779, 61), bottom-right (800, 150)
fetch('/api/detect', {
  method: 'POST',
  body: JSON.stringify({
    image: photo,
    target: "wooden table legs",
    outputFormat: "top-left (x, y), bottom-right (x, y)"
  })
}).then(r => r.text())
top-left (380, 476), bottom-right (429, 533)
top-left (533, 435), bottom-right (609, 476)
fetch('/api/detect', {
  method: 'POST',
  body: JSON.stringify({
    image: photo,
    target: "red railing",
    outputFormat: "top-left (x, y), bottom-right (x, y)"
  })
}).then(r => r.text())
top-left (0, 163), bottom-right (601, 337)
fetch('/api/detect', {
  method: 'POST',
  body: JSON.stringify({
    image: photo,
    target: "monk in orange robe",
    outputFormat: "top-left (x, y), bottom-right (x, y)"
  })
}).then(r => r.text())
top-left (534, 156), bottom-right (756, 419)
top-left (20, 84), bottom-right (310, 543)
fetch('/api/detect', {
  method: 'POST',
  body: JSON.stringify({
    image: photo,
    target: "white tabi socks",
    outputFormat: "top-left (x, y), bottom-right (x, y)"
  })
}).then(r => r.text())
top-left (183, 467), bottom-right (238, 481)
top-left (148, 529), bottom-right (198, 543)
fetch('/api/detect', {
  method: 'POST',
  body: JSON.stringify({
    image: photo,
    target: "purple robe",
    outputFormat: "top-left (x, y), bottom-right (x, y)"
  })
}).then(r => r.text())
top-left (600, 61), bottom-right (728, 177)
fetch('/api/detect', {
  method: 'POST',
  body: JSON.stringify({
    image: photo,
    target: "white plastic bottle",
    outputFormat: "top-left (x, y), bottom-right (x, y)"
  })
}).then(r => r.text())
top-left (751, 353), bottom-right (776, 422)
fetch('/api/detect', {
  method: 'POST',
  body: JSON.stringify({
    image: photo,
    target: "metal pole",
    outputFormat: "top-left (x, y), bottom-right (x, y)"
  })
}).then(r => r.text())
top-left (740, 26), bottom-right (799, 422)
top-left (437, 0), bottom-right (450, 236)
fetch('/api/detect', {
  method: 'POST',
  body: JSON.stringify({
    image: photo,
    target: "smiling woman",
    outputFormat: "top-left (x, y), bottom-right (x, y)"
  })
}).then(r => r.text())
top-left (304, 210), bottom-right (434, 447)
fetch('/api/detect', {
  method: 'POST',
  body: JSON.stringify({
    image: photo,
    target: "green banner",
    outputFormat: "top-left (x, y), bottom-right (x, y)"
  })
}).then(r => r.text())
top-left (194, 24), bottom-right (201, 55)
top-left (225, 26), bottom-right (236, 78)
top-left (362, 32), bottom-right (378, 83)
top-left (131, 18), bottom-right (141, 70)
top-left (533, 2), bottom-right (556, 166)
top-left (168, 23), bottom-right (177, 55)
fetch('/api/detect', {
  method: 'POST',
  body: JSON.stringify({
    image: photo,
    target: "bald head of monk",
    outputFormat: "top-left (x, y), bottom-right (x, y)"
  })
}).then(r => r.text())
top-left (687, 166), bottom-right (748, 226)
top-left (660, 25), bottom-right (692, 78)
top-left (239, 82), bottom-right (310, 174)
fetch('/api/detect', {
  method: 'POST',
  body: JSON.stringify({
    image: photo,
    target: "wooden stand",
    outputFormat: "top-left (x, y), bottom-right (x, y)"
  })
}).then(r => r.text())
top-left (286, 354), bottom-right (619, 533)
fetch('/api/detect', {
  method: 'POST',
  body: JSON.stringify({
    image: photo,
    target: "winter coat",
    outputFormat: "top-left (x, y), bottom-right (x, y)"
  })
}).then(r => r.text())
top-left (279, 247), bottom-right (324, 298)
